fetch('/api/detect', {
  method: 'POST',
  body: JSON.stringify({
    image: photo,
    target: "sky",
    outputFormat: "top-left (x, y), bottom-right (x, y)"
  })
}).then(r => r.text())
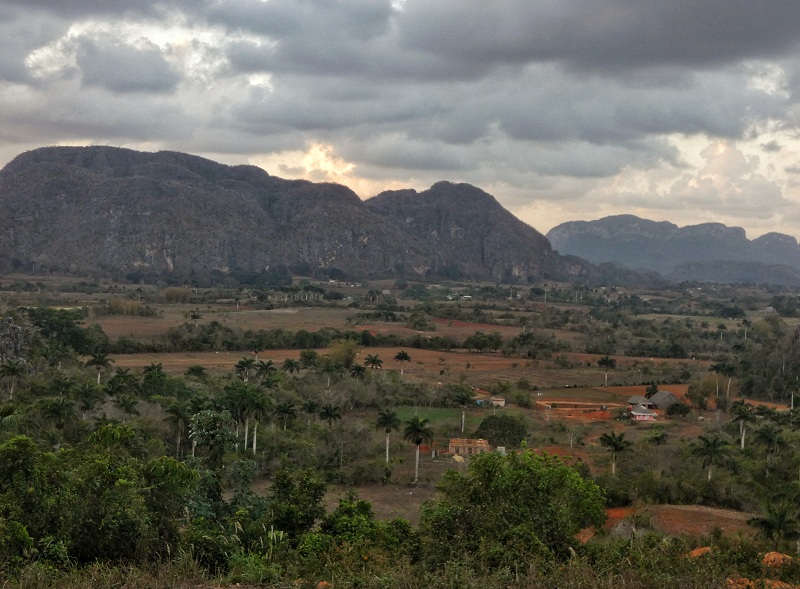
top-left (2, 1), bottom-right (800, 240)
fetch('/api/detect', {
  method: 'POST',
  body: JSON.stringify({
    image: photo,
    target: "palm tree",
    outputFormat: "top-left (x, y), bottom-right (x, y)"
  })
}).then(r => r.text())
top-left (597, 356), bottom-right (616, 387)
top-left (223, 382), bottom-right (261, 449)
top-left (717, 323), bottom-right (727, 340)
top-left (104, 368), bottom-right (140, 397)
top-left (748, 503), bottom-right (799, 551)
top-left (349, 364), bottom-right (366, 380)
top-left (281, 358), bottom-right (301, 375)
top-left (250, 393), bottom-right (271, 455)
top-left (731, 401), bottom-right (755, 450)
top-left (74, 382), bottom-right (104, 419)
top-left (189, 310), bottom-right (203, 328)
top-left (318, 361), bottom-right (344, 389)
top-left (235, 357), bottom-right (256, 382)
top-left (708, 362), bottom-right (724, 398)
top-left (260, 371), bottom-right (283, 391)
top-left (113, 393), bottom-right (140, 421)
top-left (691, 435), bottom-right (731, 481)
top-left (740, 318), bottom-right (751, 340)
top-left (394, 351), bottom-right (411, 378)
top-left (86, 351), bottom-right (113, 385)
top-left (598, 430), bottom-right (632, 476)
top-left (364, 354), bottom-right (383, 370)
top-left (403, 416), bottom-right (433, 483)
top-left (163, 400), bottom-right (191, 457)
top-left (275, 400), bottom-right (297, 430)
top-left (754, 423), bottom-right (786, 475)
top-left (319, 404), bottom-right (342, 427)
top-left (41, 396), bottom-right (78, 433)
top-left (375, 409), bottom-right (401, 464)
top-left (719, 361), bottom-right (736, 400)
top-left (0, 402), bottom-right (21, 432)
top-left (301, 399), bottom-right (319, 427)
top-left (255, 359), bottom-right (277, 379)
top-left (0, 359), bottom-right (25, 400)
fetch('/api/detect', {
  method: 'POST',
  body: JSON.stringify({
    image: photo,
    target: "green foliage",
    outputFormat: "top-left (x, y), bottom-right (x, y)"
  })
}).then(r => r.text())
top-left (666, 402), bottom-right (691, 417)
top-left (419, 450), bottom-right (605, 569)
top-left (473, 413), bottom-right (527, 448)
top-left (189, 410), bottom-right (236, 472)
top-left (24, 307), bottom-right (106, 355)
top-left (0, 434), bottom-right (193, 565)
top-left (268, 468), bottom-right (326, 540)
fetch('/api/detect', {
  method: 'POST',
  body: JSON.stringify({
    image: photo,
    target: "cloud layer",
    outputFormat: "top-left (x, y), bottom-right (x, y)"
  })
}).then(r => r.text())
top-left (1, 1), bottom-right (800, 238)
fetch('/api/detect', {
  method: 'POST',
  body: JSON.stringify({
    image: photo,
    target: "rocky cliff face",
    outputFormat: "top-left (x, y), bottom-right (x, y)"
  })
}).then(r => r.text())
top-left (547, 215), bottom-right (800, 283)
top-left (0, 147), bottom-right (419, 277)
top-left (0, 146), bottom-right (604, 283)
top-left (365, 181), bottom-right (561, 282)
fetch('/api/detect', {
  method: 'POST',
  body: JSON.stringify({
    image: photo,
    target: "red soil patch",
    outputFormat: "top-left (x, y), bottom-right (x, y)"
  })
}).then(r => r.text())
top-left (605, 507), bottom-right (636, 530)
top-left (648, 504), bottom-right (755, 537)
top-left (580, 504), bottom-right (755, 543)
top-left (577, 506), bottom-right (634, 542)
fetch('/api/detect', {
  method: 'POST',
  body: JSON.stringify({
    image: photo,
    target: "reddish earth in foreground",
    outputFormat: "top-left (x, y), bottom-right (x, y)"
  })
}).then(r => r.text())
top-left (579, 504), bottom-right (756, 542)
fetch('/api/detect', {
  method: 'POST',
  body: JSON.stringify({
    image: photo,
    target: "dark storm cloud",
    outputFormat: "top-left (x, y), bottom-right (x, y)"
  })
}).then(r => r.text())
top-left (206, 0), bottom-right (392, 41)
top-left (0, 0), bottom-right (200, 19)
top-left (75, 35), bottom-right (181, 93)
top-left (398, 0), bottom-right (800, 72)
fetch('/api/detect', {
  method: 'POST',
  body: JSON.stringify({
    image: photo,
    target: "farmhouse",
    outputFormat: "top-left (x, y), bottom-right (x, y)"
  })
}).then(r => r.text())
top-left (629, 404), bottom-right (657, 421)
top-left (627, 395), bottom-right (654, 408)
top-left (448, 438), bottom-right (492, 456)
top-left (649, 390), bottom-right (682, 410)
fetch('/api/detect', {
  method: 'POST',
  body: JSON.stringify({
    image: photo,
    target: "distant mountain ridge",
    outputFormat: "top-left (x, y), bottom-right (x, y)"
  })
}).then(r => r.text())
top-left (0, 145), bottom-right (626, 284)
top-left (547, 215), bottom-right (800, 284)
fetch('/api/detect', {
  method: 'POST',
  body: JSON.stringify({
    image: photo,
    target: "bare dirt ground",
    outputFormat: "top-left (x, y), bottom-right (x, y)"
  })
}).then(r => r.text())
top-left (92, 306), bottom-right (356, 338)
top-left (579, 504), bottom-right (756, 542)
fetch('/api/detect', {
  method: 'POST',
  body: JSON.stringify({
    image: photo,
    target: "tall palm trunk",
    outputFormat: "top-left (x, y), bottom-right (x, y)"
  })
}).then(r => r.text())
top-left (414, 444), bottom-right (421, 483)
top-left (252, 421), bottom-right (258, 455)
top-left (385, 432), bottom-right (391, 464)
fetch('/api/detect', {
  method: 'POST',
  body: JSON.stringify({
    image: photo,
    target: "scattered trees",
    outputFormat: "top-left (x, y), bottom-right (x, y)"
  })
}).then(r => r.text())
top-left (599, 430), bottom-right (632, 476)
top-left (375, 408), bottom-right (401, 464)
top-left (691, 435), bottom-right (731, 481)
top-left (403, 416), bottom-right (433, 483)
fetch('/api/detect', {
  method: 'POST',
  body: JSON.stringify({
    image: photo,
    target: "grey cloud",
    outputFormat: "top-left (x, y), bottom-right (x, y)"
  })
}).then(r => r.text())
top-left (338, 135), bottom-right (469, 172)
top-left (0, 81), bottom-right (191, 145)
top-left (0, 0), bottom-right (200, 19)
top-left (0, 9), bottom-right (69, 83)
top-left (398, 1), bottom-right (800, 73)
top-left (75, 35), bottom-right (181, 94)
top-left (207, 0), bottom-right (392, 41)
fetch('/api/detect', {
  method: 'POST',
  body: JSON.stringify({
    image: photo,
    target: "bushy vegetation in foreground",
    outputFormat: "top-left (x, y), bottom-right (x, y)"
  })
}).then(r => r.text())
top-left (1, 431), bottom-right (796, 589)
